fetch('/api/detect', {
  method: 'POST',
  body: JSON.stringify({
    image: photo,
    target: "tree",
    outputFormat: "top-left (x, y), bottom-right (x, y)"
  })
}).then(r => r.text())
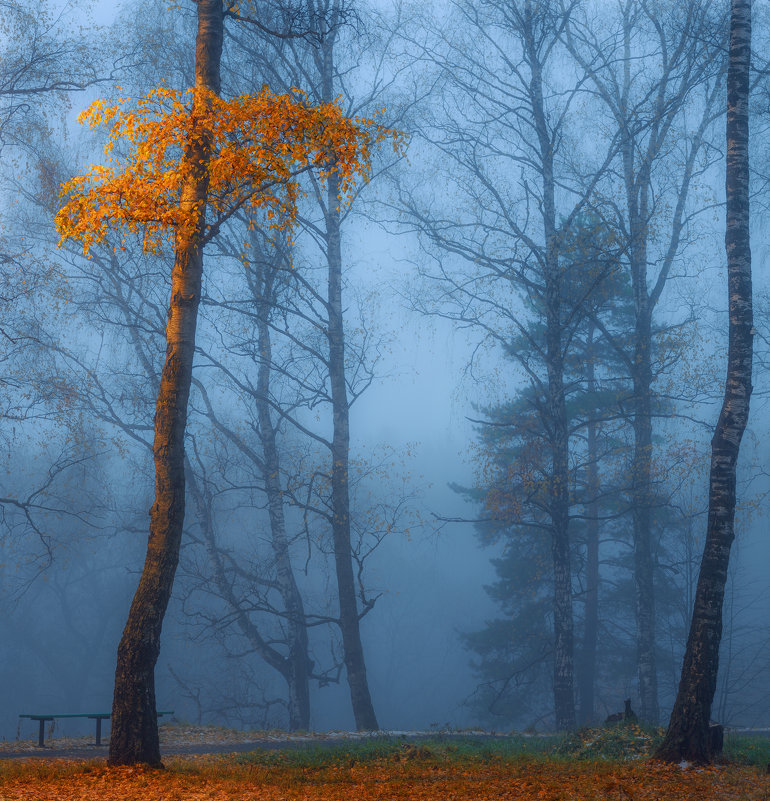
top-left (220, 0), bottom-right (409, 730)
top-left (107, 0), bottom-right (222, 766)
top-left (0, 0), bottom-right (102, 156)
top-left (564, 0), bottom-right (726, 723)
top-left (398, 0), bottom-right (632, 730)
top-left (57, 0), bottom-right (388, 764)
top-left (656, 0), bottom-right (753, 764)
top-left (313, 1), bottom-right (379, 732)
top-left (185, 226), bottom-right (315, 732)
top-left (458, 216), bottom-right (637, 729)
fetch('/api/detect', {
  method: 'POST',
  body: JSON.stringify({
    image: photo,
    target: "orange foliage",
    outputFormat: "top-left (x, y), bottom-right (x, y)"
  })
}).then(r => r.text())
top-left (56, 86), bottom-right (401, 254)
top-left (0, 756), bottom-right (766, 800)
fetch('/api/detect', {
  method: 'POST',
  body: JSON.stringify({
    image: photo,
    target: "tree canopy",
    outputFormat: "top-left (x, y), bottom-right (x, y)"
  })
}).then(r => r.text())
top-left (56, 85), bottom-right (400, 254)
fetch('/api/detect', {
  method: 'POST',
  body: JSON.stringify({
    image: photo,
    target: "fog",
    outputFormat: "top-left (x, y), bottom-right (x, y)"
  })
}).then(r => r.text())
top-left (1, 0), bottom-right (769, 748)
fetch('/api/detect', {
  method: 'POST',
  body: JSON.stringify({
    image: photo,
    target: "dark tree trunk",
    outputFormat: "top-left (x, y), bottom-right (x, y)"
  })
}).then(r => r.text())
top-left (622, 44), bottom-right (659, 719)
top-left (317, 19), bottom-right (378, 731)
top-left (629, 313), bottom-right (658, 724)
top-left (108, 0), bottom-right (223, 766)
top-left (526, 0), bottom-right (575, 730)
top-left (546, 291), bottom-right (575, 731)
top-left (578, 330), bottom-right (600, 727)
top-left (656, 0), bottom-right (752, 764)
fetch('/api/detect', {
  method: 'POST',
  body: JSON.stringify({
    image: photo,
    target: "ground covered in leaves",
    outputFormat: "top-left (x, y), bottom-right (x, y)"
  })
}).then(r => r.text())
top-left (1, 725), bottom-right (769, 800)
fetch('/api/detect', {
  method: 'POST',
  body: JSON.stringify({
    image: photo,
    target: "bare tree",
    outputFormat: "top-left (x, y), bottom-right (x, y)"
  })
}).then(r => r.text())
top-left (0, 0), bottom-right (103, 155)
top-left (563, 0), bottom-right (727, 723)
top-left (394, 0), bottom-right (637, 730)
top-left (656, 0), bottom-right (753, 763)
top-left (219, 0), bottom-right (411, 730)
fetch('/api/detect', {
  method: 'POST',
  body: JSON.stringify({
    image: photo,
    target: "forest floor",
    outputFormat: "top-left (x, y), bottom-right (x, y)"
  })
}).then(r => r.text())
top-left (0, 724), bottom-right (769, 799)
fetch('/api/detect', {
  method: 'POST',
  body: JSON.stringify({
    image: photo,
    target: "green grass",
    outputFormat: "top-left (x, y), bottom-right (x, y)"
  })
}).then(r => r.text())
top-left (230, 734), bottom-right (564, 768)
top-left (2, 724), bottom-right (767, 775)
top-left (723, 732), bottom-right (770, 768)
top-left (228, 727), bottom-right (770, 769)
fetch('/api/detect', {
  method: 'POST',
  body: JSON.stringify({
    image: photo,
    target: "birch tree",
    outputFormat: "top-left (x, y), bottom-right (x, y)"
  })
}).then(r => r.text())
top-left (656, 0), bottom-right (753, 763)
top-left (564, 0), bottom-right (726, 722)
top-left (57, 0), bottom-right (386, 762)
top-left (221, 0), bottom-right (410, 730)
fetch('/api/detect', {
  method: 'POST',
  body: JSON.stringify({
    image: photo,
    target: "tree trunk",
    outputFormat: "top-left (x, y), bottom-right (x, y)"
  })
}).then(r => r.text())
top-left (108, 0), bottom-right (223, 766)
top-left (546, 293), bottom-right (574, 731)
top-left (317, 21), bottom-right (378, 731)
top-left (630, 318), bottom-right (658, 724)
top-left (325, 166), bottom-right (378, 730)
top-left (656, 0), bottom-right (752, 764)
top-left (578, 329), bottom-right (600, 727)
top-left (527, 0), bottom-right (575, 729)
top-left (254, 267), bottom-right (311, 731)
top-left (620, 10), bottom-right (658, 724)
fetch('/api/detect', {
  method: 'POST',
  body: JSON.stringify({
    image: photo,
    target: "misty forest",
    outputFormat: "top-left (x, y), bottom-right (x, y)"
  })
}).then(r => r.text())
top-left (0, 0), bottom-right (768, 787)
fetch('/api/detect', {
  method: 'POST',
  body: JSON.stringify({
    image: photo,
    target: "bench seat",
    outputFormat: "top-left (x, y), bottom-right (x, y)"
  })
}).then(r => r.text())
top-left (19, 710), bottom-right (174, 747)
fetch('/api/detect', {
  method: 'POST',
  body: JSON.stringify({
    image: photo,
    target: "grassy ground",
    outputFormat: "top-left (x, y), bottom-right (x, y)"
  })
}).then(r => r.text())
top-left (0, 725), bottom-right (768, 800)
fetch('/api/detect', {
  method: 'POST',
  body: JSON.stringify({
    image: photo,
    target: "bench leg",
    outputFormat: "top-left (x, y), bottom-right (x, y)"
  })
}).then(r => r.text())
top-left (95, 718), bottom-right (102, 747)
top-left (37, 720), bottom-right (45, 748)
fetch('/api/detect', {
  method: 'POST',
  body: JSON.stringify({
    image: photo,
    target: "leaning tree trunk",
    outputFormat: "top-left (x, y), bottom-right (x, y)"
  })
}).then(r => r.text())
top-left (108, 0), bottom-right (223, 767)
top-left (656, 0), bottom-right (752, 764)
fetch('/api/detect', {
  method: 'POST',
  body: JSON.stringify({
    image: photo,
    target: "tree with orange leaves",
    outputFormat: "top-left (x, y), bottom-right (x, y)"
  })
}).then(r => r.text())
top-left (56, 0), bottom-right (396, 767)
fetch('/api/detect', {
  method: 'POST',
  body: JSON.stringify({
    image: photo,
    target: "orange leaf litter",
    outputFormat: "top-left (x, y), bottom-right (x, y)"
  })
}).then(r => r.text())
top-left (0, 757), bottom-right (766, 800)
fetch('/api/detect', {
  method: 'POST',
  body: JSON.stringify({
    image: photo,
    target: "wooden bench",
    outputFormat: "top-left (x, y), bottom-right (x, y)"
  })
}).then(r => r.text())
top-left (19, 710), bottom-right (174, 747)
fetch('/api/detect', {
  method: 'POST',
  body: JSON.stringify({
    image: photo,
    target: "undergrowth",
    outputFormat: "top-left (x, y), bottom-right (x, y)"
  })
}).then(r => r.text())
top-left (1, 726), bottom-right (768, 779)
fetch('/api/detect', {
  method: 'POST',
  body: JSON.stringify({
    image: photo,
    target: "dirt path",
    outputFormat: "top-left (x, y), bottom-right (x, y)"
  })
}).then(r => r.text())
top-left (0, 731), bottom-right (488, 761)
top-left (0, 738), bottom-right (347, 761)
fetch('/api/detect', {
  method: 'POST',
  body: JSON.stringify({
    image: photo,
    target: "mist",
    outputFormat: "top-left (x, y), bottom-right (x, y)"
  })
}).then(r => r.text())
top-left (0, 0), bottom-right (769, 755)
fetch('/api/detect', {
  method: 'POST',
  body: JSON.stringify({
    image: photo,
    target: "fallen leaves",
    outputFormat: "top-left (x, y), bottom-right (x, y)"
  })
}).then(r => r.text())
top-left (0, 754), bottom-right (767, 800)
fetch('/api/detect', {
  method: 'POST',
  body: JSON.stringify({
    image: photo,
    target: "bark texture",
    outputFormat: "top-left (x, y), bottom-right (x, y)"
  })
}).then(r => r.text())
top-left (656, 0), bottom-right (752, 763)
top-left (108, 0), bottom-right (223, 766)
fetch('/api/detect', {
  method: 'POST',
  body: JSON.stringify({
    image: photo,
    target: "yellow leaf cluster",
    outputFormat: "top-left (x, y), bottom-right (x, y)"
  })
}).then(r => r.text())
top-left (56, 86), bottom-right (403, 255)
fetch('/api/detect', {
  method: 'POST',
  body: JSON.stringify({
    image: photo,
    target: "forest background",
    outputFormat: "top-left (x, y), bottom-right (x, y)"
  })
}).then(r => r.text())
top-left (0, 0), bottom-right (769, 744)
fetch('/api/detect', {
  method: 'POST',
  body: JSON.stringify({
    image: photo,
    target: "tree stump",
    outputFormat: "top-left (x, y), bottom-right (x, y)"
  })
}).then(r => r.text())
top-left (709, 723), bottom-right (724, 756)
